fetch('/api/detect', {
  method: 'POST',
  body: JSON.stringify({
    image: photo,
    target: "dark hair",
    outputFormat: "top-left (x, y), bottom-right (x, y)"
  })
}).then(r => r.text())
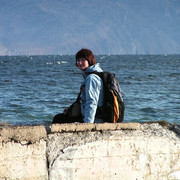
top-left (75, 48), bottom-right (96, 66)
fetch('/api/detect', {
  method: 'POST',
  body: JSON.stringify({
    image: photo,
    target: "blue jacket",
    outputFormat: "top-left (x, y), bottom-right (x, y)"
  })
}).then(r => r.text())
top-left (80, 64), bottom-right (104, 123)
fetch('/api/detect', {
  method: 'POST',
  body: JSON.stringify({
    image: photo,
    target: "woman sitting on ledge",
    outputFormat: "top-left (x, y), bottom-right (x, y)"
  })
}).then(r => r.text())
top-left (52, 48), bottom-right (104, 124)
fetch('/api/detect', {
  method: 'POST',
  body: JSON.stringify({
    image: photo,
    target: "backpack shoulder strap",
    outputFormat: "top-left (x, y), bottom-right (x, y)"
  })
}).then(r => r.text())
top-left (76, 84), bottom-right (85, 101)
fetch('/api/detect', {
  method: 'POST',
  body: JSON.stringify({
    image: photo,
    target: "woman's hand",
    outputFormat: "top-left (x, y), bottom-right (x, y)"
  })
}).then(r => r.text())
top-left (63, 107), bottom-right (69, 114)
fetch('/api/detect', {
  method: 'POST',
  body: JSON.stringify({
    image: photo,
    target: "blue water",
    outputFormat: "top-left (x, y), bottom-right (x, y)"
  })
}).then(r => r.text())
top-left (0, 55), bottom-right (180, 125)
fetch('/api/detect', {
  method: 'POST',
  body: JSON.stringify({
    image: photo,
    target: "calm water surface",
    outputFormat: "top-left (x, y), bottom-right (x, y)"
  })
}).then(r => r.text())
top-left (0, 54), bottom-right (179, 125)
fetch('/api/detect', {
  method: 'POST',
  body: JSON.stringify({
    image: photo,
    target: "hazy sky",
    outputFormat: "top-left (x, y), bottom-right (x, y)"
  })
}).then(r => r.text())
top-left (0, 0), bottom-right (180, 55)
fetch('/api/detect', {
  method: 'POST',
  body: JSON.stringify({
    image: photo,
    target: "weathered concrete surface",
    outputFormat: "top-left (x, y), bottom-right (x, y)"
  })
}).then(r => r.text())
top-left (0, 125), bottom-right (48, 180)
top-left (51, 122), bottom-right (139, 132)
top-left (0, 125), bottom-right (47, 143)
top-left (0, 123), bottom-right (180, 180)
top-left (48, 123), bottom-right (180, 180)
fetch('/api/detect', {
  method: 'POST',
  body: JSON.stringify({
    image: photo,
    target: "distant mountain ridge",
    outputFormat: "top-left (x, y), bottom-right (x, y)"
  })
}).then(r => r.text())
top-left (0, 0), bottom-right (180, 55)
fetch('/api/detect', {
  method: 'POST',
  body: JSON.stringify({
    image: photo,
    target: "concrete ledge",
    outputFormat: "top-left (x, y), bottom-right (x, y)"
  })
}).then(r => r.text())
top-left (0, 122), bottom-right (179, 179)
top-left (51, 122), bottom-right (140, 133)
top-left (48, 122), bottom-right (180, 180)
top-left (0, 125), bottom-right (47, 143)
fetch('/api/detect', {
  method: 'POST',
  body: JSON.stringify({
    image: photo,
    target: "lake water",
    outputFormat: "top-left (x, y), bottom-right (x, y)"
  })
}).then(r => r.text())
top-left (0, 54), bottom-right (179, 125)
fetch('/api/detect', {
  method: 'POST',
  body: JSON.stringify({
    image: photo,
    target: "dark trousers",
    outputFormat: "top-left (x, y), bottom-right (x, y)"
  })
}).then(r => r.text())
top-left (52, 113), bottom-right (83, 124)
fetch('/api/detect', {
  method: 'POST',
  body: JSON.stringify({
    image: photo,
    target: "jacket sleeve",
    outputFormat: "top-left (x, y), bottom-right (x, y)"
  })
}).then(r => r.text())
top-left (83, 74), bottom-right (102, 123)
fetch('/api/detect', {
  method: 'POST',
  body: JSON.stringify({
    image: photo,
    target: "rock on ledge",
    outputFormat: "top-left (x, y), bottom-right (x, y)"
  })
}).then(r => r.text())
top-left (0, 123), bottom-right (180, 180)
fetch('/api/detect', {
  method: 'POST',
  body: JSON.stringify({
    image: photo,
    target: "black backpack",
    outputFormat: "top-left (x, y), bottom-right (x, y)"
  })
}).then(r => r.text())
top-left (90, 71), bottom-right (125, 123)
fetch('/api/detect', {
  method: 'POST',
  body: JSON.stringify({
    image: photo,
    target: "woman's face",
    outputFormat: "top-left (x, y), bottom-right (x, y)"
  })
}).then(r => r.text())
top-left (76, 58), bottom-right (89, 70)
